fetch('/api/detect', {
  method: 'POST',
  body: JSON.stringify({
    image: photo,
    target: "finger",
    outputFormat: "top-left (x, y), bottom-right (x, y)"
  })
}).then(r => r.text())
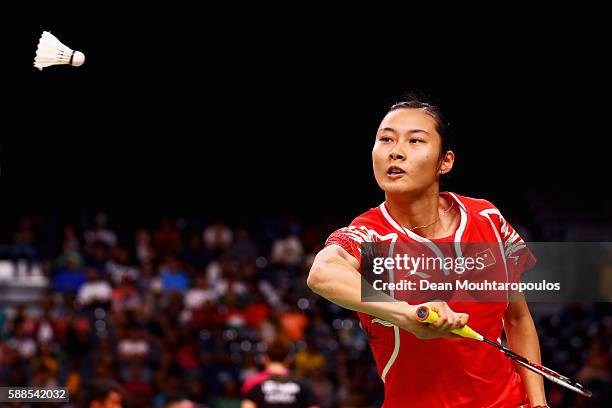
top-left (436, 301), bottom-right (450, 314)
top-left (448, 316), bottom-right (463, 330)
top-left (442, 318), bottom-right (457, 331)
top-left (431, 315), bottom-right (448, 330)
top-left (440, 312), bottom-right (460, 330)
top-left (428, 301), bottom-right (448, 315)
top-left (456, 313), bottom-right (469, 327)
top-left (440, 321), bottom-right (458, 333)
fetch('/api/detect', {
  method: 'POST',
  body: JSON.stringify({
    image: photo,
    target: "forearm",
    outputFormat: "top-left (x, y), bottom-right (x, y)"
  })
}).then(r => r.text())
top-left (505, 313), bottom-right (547, 406)
top-left (308, 246), bottom-right (469, 340)
top-left (307, 253), bottom-right (416, 329)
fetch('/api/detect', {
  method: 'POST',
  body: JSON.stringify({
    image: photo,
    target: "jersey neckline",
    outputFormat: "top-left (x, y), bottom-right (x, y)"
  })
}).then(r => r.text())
top-left (379, 191), bottom-right (469, 243)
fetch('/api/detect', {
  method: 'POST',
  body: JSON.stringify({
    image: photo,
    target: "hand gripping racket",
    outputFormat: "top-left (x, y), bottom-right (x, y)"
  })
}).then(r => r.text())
top-left (415, 305), bottom-right (592, 398)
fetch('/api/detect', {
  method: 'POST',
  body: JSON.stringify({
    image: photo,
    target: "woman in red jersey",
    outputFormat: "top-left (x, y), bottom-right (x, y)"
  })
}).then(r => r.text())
top-left (307, 95), bottom-right (548, 407)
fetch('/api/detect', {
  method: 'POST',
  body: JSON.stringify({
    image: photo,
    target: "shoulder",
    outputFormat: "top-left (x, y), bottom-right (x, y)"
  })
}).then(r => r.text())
top-left (334, 205), bottom-right (399, 242)
top-left (324, 205), bottom-right (400, 260)
top-left (327, 206), bottom-right (384, 237)
top-left (241, 371), bottom-right (269, 395)
top-left (349, 206), bottom-right (384, 226)
top-left (451, 193), bottom-right (524, 242)
top-left (450, 192), bottom-right (511, 234)
top-left (451, 192), bottom-right (500, 215)
top-left (450, 192), bottom-right (510, 227)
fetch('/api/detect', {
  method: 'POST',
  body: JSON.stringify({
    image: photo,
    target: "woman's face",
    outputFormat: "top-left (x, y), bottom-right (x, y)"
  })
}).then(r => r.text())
top-left (372, 108), bottom-right (451, 195)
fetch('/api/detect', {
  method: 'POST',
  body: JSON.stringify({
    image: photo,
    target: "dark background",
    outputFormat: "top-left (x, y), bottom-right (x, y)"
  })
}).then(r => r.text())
top-left (2, 9), bottom-right (610, 227)
top-left (0, 9), bottom-right (610, 408)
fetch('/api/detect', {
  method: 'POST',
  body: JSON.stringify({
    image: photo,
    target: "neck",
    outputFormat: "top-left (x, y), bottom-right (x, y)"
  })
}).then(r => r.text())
top-left (385, 187), bottom-right (447, 238)
top-left (266, 362), bottom-right (288, 374)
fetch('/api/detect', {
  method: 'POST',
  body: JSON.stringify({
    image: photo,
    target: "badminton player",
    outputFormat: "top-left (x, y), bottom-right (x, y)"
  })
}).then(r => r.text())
top-left (307, 95), bottom-right (548, 407)
top-left (241, 341), bottom-right (319, 408)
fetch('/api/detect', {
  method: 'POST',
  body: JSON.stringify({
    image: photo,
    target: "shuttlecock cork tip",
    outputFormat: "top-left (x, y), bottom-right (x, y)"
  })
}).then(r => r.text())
top-left (71, 51), bottom-right (85, 67)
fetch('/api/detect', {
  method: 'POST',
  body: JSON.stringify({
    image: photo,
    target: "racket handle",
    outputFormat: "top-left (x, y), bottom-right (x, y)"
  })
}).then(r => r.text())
top-left (415, 306), bottom-right (483, 341)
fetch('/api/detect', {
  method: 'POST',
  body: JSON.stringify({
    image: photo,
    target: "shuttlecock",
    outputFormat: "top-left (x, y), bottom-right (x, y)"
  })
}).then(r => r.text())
top-left (34, 31), bottom-right (85, 71)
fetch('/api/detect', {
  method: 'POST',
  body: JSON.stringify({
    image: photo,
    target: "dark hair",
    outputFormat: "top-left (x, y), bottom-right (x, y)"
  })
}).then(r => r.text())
top-left (82, 378), bottom-right (124, 407)
top-left (266, 340), bottom-right (291, 363)
top-left (388, 92), bottom-right (452, 156)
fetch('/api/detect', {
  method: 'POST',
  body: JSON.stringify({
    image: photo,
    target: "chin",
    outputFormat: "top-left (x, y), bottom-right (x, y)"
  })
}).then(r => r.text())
top-left (379, 181), bottom-right (415, 195)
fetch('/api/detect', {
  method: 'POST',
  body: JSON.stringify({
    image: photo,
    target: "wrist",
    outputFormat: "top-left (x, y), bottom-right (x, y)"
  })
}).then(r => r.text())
top-left (388, 301), bottom-right (416, 328)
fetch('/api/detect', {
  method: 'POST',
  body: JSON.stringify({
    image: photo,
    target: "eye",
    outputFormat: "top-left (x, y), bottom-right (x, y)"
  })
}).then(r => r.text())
top-left (409, 138), bottom-right (424, 144)
top-left (379, 136), bottom-right (393, 142)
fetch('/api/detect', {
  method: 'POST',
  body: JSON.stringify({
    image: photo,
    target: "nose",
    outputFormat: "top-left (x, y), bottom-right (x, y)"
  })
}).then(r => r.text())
top-left (389, 149), bottom-right (405, 160)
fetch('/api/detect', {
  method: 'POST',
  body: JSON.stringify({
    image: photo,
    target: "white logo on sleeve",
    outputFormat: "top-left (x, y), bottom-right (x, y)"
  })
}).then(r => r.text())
top-left (499, 217), bottom-right (526, 264)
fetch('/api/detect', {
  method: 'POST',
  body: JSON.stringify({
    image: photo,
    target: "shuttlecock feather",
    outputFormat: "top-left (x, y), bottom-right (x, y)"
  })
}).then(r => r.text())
top-left (34, 31), bottom-right (85, 71)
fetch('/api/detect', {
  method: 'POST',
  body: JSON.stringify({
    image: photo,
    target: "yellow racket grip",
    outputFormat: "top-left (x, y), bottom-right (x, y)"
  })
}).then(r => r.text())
top-left (415, 306), bottom-right (483, 340)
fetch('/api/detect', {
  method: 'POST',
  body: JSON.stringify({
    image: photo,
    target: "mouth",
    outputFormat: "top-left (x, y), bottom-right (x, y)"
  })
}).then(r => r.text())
top-left (386, 166), bottom-right (406, 178)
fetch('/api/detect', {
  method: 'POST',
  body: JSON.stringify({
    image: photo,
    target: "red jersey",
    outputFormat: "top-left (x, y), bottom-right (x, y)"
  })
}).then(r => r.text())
top-left (325, 192), bottom-right (536, 407)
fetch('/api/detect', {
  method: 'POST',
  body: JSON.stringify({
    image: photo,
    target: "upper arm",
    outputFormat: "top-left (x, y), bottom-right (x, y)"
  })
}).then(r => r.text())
top-left (307, 244), bottom-right (360, 292)
top-left (314, 244), bottom-right (360, 270)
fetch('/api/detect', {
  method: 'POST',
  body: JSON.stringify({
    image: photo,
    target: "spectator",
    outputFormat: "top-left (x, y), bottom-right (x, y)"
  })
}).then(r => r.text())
top-left (228, 227), bottom-right (258, 261)
top-left (121, 362), bottom-right (154, 406)
top-left (165, 399), bottom-right (197, 408)
top-left (117, 326), bottom-right (150, 363)
top-left (63, 224), bottom-right (81, 252)
top-left (78, 268), bottom-right (113, 308)
top-left (154, 219), bottom-right (183, 255)
top-left (87, 241), bottom-right (112, 277)
top-left (295, 339), bottom-right (325, 378)
top-left (52, 252), bottom-right (86, 294)
top-left (82, 378), bottom-right (124, 408)
top-left (309, 368), bottom-right (334, 408)
top-left (8, 325), bottom-right (37, 359)
top-left (203, 220), bottom-right (232, 254)
top-left (184, 275), bottom-right (218, 310)
top-left (112, 276), bottom-right (142, 312)
top-left (270, 227), bottom-right (303, 268)
top-left (35, 307), bottom-right (56, 345)
top-left (9, 216), bottom-right (38, 262)
top-left (279, 305), bottom-right (309, 342)
top-left (160, 256), bottom-right (190, 294)
top-left (241, 340), bottom-right (318, 408)
top-left (55, 244), bottom-right (84, 271)
top-left (85, 212), bottom-right (118, 248)
top-left (576, 337), bottom-right (611, 403)
top-left (108, 246), bottom-right (139, 285)
top-left (134, 228), bottom-right (154, 264)
top-left (181, 232), bottom-right (209, 271)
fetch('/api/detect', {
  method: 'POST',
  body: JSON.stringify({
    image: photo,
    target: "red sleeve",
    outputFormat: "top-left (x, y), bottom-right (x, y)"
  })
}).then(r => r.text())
top-left (498, 216), bottom-right (536, 283)
top-left (325, 227), bottom-right (363, 264)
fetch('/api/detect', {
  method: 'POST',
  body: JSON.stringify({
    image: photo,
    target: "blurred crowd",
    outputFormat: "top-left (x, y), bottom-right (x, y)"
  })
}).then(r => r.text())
top-left (0, 211), bottom-right (610, 407)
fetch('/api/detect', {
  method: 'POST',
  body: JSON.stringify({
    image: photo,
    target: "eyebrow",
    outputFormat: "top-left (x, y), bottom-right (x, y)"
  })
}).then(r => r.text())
top-left (377, 127), bottom-right (430, 135)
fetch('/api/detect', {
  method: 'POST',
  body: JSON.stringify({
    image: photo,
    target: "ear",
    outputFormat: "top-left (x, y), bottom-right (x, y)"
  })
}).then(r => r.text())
top-left (438, 150), bottom-right (455, 175)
